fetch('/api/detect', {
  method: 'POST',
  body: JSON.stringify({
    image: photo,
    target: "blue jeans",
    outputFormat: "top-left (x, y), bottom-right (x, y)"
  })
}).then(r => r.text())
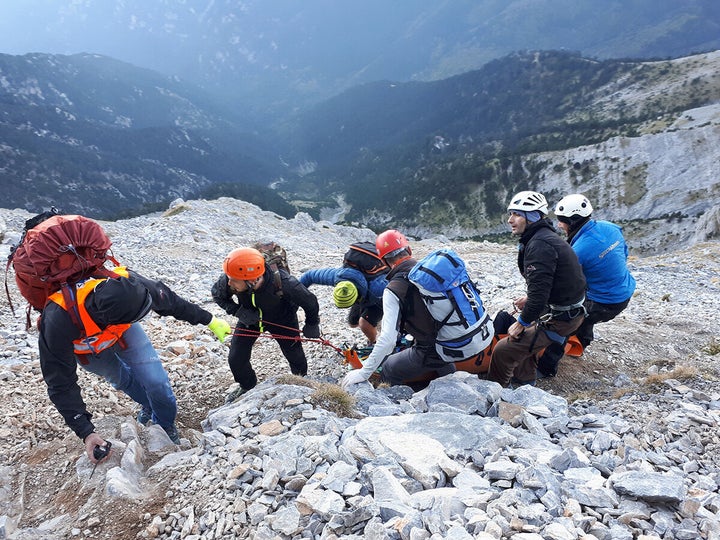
top-left (78, 323), bottom-right (176, 428)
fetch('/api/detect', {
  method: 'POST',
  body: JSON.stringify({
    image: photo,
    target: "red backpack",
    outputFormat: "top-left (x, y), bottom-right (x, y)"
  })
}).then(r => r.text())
top-left (5, 210), bottom-right (120, 324)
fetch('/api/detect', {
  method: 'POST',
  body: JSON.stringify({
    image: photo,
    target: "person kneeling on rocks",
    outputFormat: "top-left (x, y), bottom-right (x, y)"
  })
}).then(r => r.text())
top-left (488, 191), bottom-right (587, 388)
top-left (536, 194), bottom-right (636, 377)
top-left (212, 247), bottom-right (321, 403)
top-left (341, 230), bottom-right (456, 390)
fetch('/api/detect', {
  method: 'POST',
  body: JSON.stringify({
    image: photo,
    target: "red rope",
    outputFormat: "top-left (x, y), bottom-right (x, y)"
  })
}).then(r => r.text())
top-left (231, 319), bottom-right (344, 354)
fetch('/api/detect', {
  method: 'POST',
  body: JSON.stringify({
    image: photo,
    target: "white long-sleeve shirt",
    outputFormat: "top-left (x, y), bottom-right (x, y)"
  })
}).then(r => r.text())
top-left (356, 287), bottom-right (403, 379)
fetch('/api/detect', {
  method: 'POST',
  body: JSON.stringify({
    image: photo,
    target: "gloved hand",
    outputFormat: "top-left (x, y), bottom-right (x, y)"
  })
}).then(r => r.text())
top-left (341, 369), bottom-right (369, 390)
top-left (302, 323), bottom-right (320, 338)
top-left (208, 317), bottom-right (232, 343)
top-left (235, 306), bottom-right (260, 326)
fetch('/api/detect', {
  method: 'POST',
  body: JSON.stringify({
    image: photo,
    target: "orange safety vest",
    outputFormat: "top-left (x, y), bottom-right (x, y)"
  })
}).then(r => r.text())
top-left (48, 267), bottom-right (132, 355)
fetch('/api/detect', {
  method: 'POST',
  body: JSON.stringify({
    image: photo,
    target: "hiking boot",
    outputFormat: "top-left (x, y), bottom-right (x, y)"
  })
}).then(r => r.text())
top-left (536, 369), bottom-right (555, 379)
top-left (163, 424), bottom-right (181, 444)
top-left (136, 407), bottom-right (152, 426)
top-left (225, 386), bottom-right (248, 404)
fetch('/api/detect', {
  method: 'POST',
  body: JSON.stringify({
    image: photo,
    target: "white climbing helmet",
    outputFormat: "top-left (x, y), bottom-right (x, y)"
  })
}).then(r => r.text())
top-left (507, 191), bottom-right (549, 215)
top-left (555, 194), bottom-right (593, 218)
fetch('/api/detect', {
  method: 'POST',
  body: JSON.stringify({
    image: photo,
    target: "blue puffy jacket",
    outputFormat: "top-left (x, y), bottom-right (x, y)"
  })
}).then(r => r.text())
top-left (571, 220), bottom-right (636, 304)
top-left (300, 267), bottom-right (388, 308)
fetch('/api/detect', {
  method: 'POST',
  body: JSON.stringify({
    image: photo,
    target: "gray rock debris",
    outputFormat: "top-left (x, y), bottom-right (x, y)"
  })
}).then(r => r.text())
top-left (1, 199), bottom-right (719, 539)
top-left (82, 370), bottom-right (719, 539)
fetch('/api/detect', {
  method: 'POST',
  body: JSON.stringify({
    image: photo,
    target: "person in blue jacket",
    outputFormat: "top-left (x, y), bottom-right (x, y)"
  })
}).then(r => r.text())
top-left (537, 194), bottom-right (637, 377)
top-left (300, 265), bottom-right (388, 343)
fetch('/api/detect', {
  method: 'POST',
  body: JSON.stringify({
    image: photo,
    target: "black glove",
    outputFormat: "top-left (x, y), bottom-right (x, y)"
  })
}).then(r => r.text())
top-left (302, 323), bottom-right (320, 339)
top-left (235, 306), bottom-right (260, 326)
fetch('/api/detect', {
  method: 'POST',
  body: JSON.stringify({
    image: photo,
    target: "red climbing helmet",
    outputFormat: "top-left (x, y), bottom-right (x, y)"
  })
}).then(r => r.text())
top-left (375, 229), bottom-right (410, 259)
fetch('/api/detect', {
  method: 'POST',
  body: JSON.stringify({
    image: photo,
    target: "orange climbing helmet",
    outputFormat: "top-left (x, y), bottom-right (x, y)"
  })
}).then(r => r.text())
top-left (223, 247), bottom-right (265, 280)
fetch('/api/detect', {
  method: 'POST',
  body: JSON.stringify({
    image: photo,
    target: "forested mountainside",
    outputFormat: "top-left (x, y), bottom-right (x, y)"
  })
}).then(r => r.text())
top-left (0, 53), bottom-right (292, 219)
top-left (285, 50), bottom-right (720, 253)
top-left (1, 49), bottom-right (719, 252)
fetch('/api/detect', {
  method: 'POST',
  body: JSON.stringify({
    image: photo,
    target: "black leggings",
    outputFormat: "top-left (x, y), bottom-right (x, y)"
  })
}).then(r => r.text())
top-left (575, 297), bottom-right (631, 347)
top-left (227, 316), bottom-right (308, 390)
top-left (537, 297), bottom-right (631, 376)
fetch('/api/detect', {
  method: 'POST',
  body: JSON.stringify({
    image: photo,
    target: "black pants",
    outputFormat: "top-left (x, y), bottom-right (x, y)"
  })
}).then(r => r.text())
top-left (227, 315), bottom-right (308, 390)
top-left (537, 297), bottom-right (631, 376)
top-left (380, 345), bottom-right (455, 386)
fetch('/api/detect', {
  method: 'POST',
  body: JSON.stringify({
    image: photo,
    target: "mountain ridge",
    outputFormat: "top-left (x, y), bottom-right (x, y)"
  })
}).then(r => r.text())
top-left (0, 52), bottom-right (291, 219)
top-left (3, 0), bottom-right (719, 114)
top-left (2, 49), bottom-right (720, 253)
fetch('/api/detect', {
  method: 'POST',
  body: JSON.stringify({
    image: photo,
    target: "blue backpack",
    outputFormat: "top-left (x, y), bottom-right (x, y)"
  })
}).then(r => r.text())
top-left (408, 249), bottom-right (493, 362)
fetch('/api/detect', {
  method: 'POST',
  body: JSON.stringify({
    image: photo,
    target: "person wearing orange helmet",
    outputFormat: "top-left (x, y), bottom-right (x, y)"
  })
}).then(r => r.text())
top-left (212, 247), bottom-right (320, 402)
top-left (341, 230), bottom-right (455, 390)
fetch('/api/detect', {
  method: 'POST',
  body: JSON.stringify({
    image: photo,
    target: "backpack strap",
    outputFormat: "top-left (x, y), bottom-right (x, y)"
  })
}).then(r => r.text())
top-left (445, 282), bottom-right (483, 329)
top-left (268, 264), bottom-right (283, 297)
top-left (57, 266), bottom-right (125, 334)
top-left (59, 283), bottom-right (83, 329)
top-left (4, 258), bottom-right (16, 317)
top-left (414, 288), bottom-right (454, 327)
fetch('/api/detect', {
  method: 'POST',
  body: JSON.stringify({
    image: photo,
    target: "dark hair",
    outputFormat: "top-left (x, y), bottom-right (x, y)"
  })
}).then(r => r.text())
top-left (385, 247), bottom-right (411, 266)
top-left (563, 215), bottom-right (590, 240)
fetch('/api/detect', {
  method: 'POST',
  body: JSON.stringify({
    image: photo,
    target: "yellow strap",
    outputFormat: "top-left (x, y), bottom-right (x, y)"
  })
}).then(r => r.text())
top-left (251, 292), bottom-right (264, 333)
top-left (112, 266), bottom-right (130, 278)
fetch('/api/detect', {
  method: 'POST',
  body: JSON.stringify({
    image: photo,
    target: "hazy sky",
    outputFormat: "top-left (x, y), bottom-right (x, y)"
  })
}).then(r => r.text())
top-left (0, 2), bottom-right (121, 56)
top-left (2, 1), bottom-right (719, 100)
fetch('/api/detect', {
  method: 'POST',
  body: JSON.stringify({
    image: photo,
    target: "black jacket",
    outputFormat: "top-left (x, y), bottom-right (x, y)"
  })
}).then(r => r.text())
top-left (517, 219), bottom-right (587, 324)
top-left (211, 268), bottom-right (320, 326)
top-left (386, 258), bottom-right (437, 347)
top-left (38, 270), bottom-right (213, 440)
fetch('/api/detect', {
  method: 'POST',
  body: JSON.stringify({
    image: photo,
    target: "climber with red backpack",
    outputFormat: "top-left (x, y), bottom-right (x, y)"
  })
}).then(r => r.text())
top-left (7, 210), bottom-right (232, 458)
top-left (299, 241), bottom-right (389, 344)
top-left (211, 246), bottom-right (320, 403)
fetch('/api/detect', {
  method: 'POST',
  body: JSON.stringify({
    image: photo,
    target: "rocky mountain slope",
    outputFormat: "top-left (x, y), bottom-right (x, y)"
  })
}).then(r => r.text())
top-left (296, 51), bottom-right (720, 255)
top-left (0, 199), bottom-right (718, 539)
